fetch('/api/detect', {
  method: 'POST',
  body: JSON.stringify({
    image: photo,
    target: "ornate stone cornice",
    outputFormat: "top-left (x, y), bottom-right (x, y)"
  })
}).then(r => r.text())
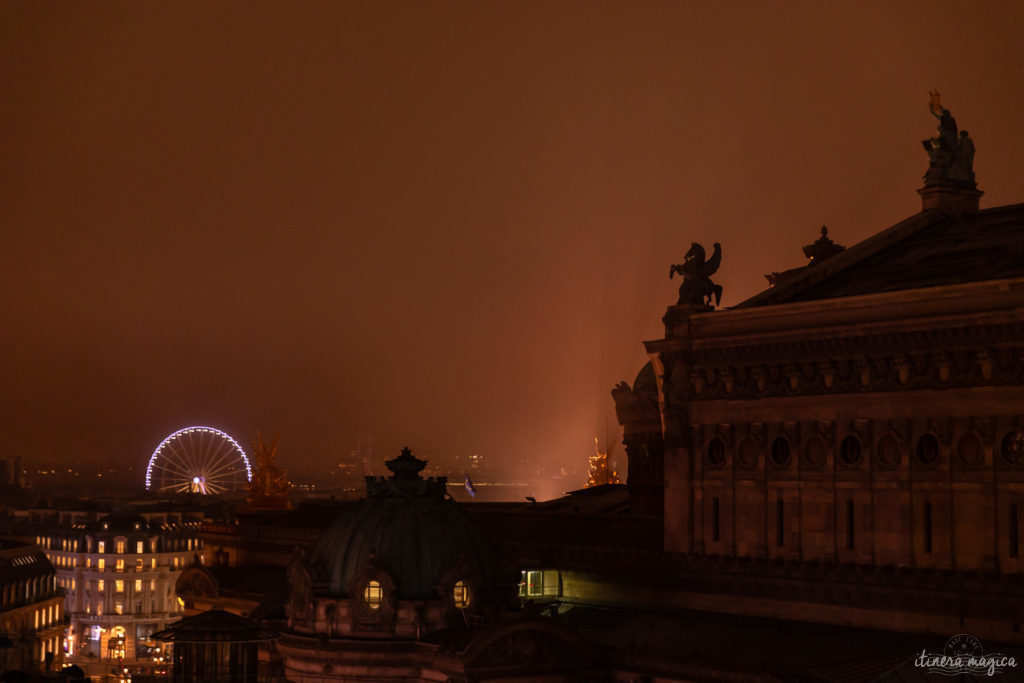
top-left (671, 328), bottom-right (1024, 401)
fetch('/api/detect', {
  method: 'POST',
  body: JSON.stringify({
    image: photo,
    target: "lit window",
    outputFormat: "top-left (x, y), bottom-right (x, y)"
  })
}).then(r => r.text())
top-left (136, 541), bottom-right (143, 554)
top-left (453, 580), bottom-right (471, 609)
top-left (149, 580), bottom-right (155, 591)
top-left (71, 579), bottom-right (75, 591)
top-left (522, 570), bottom-right (542, 596)
top-left (188, 539), bottom-right (193, 551)
top-left (96, 603), bottom-right (103, 616)
top-left (98, 559), bottom-right (105, 571)
top-left (97, 541), bottom-right (105, 554)
top-left (115, 581), bottom-right (124, 593)
top-left (363, 580), bottom-right (382, 610)
top-left (86, 558), bottom-right (92, 568)
top-left (134, 580), bottom-right (142, 592)
top-left (151, 559), bottom-right (156, 569)
top-left (136, 559), bottom-right (143, 571)
top-left (35, 610), bottom-right (39, 628)
top-left (114, 602), bottom-right (123, 615)
top-left (98, 580), bottom-right (105, 592)
top-left (116, 559), bottom-right (124, 573)
top-left (115, 539), bottom-right (125, 554)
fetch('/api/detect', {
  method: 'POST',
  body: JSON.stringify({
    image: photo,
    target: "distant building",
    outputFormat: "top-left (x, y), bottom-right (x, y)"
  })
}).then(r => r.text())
top-left (0, 538), bottom-right (64, 674)
top-left (37, 513), bottom-right (202, 669)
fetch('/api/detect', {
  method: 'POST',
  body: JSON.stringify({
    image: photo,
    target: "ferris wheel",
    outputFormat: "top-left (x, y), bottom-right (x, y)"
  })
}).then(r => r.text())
top-left (145, 426), bottom-right (252, 495)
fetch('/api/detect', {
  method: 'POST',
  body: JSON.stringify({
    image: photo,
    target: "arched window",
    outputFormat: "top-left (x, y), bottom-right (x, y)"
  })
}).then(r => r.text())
top-left (453, 580), bottom-right (471, 609)
top-left (363, 580), bottom-right (382, 610)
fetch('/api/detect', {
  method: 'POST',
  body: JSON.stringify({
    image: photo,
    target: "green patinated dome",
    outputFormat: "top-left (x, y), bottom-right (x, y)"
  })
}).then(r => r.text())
top-left (310, 448), bottom-right (495, 601)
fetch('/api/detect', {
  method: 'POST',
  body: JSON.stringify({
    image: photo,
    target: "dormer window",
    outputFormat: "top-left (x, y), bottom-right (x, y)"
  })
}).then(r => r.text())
top-left (453, 580), bottom-right (471, 609)
top-left (363, 580), bottom-right (382, 610)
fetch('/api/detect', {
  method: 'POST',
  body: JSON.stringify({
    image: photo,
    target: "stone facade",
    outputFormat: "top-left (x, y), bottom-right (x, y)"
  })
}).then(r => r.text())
top-left (37, 513), bottom-right (201, 666)
top-left (615, 189), bottom-right (1024, 641)
top-left (0, 539), bottom-right (64, 674)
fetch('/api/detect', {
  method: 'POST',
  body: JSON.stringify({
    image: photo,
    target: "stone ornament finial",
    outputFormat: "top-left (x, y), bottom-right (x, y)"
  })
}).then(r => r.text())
top-left (802, 226), bottom-right (845, 263)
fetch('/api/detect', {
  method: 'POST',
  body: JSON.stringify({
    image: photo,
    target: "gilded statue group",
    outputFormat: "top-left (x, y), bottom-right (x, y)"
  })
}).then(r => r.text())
top-left (922, 91), bottom-right (975, 186)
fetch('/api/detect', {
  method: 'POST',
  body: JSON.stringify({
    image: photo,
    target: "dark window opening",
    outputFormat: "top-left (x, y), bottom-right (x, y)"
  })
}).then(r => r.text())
top-left (917, 433), bottom-right (940, 466)
top-left (840, 436), bottom-right (862, 466)
top-left (707, 438), bottom-right (725, 467)
top-left (770, 437), bottom-right (790, 466)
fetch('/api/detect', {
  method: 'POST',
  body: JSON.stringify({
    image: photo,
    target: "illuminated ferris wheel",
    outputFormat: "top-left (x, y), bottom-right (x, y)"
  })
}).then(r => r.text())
top-left (145, 426), bottom-right (252, 495)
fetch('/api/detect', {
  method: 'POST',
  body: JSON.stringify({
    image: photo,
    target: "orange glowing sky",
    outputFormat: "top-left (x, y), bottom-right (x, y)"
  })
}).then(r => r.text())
top-left (2, 2), bottom-right (1023, 488)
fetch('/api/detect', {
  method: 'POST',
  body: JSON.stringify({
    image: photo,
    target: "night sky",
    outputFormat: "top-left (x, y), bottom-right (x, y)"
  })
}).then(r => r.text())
top-left (3, 2), bottom-right (1023, 490)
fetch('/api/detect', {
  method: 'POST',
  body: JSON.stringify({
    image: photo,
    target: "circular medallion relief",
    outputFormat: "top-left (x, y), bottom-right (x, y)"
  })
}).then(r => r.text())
top-left (1001, 429), bottom-right (1024, 466)
top-left (803, 436), bottom-right (826, 468)
top-left (737, 437), bottom-right (759, 468)
top-left (956, 433), bottom-right (983, 468)
top-left (706, 438), bottom-right (726, 467)
top-left (839, 435), bottom-right (862, 467)
top-left (875, 434), bottom-right (900, 468)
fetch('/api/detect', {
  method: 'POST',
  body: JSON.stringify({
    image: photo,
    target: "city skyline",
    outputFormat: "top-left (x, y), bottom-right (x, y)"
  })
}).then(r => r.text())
top-left (3, 2), bottom-right (1024, 486)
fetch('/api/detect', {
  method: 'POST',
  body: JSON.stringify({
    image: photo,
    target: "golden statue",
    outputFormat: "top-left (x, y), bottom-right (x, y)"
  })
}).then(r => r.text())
top-left (247, 430), bottom-right (291, 508)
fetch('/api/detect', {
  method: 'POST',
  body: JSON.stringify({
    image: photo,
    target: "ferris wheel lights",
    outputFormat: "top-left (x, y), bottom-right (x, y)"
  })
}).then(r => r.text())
top-left (145, 426), bottom-right (252, 494)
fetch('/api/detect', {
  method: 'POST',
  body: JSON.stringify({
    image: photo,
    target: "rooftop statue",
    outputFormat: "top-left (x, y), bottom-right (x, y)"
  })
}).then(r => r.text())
top-left (922, 91), bottom-right (975, 186)
top-left (248, 431), bottom-right (290, 501)
top-left (670, 242), bottom-right (722, 307)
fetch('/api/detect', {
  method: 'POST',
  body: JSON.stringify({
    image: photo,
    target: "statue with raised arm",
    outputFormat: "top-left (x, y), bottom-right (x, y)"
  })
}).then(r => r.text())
top-left (247, 430), bottom-right (291, 508)
top-left (669, 242), bottom-right (722, 307)
top-left (921, 91), bottom-right (975, 186)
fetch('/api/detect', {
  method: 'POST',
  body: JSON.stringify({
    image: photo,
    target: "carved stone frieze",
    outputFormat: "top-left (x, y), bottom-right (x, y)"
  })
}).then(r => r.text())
top-left (681, 342), bottom-right (1024, 401)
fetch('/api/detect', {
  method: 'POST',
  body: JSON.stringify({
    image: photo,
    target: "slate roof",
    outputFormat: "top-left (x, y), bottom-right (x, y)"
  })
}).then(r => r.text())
top-left (0, 540), bottom-right (54, 582)
top-left (151, 609), bottom-right (279, 643)
top-left (738, 202), bottom-right (1024, 308)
